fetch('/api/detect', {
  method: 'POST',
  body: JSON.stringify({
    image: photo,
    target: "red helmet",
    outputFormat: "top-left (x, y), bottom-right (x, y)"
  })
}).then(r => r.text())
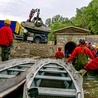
top-left (58, 46), bottom-right (62, 50)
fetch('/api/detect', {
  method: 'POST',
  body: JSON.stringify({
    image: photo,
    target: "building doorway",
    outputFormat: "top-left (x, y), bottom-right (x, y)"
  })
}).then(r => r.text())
top-left (64, 41), bottom-right (77, 58)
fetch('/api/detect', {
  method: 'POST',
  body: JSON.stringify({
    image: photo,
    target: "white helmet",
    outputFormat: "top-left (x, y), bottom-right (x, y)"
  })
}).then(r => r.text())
top-left (92, 45), bottom-right (96, 48)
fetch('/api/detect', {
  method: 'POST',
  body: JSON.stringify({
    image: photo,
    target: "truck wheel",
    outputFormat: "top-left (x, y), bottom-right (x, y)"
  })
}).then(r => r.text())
top-left (34, 38), bottom-right (41, 44)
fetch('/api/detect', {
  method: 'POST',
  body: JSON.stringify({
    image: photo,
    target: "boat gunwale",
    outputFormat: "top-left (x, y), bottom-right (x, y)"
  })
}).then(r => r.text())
top-left (0, 58), bottom-right (36, 72)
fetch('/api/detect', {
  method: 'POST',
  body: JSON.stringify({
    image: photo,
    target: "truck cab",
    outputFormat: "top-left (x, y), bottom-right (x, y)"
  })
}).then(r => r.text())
top-left (24, 31), bottom-right (48, 44)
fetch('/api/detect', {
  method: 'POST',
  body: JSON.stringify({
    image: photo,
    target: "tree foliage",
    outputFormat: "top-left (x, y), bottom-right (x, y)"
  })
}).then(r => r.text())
top-left (45, 15), bottom-right (74, 40)
top-left (85, 0), bottom-right (98, 34)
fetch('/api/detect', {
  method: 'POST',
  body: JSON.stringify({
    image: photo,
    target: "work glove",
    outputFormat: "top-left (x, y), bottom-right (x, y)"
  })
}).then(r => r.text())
top-left (65, 60), bottom-right (68, 65)
top-left (75, 69), bottom-right (87, 76)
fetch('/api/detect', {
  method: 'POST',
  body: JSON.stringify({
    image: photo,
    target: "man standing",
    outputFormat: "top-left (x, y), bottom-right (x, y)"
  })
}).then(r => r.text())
top-left (0, 19), bottom-right (13, 61)
top-left (28, 9), bottom-right (36, 22)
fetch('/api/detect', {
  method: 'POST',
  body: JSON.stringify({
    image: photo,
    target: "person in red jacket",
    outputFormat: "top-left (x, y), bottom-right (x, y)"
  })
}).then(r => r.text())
top-left (66, 39), bottom-right (94, 71)
top-left (76, 45), bottom-right (98, 76)
top-left (28, 9), bottom-right (36, 22)
top-left (55, 46), bottom-right (65, 59)
top-left (66, 39), bottom-right (94, 62)
top-left (0, 19), bottom-right (13, 61)
top-left (89, 44), bottom-right (97, 58)
top-left (84, 57), bottom-right (98, 71)
top-left (78, 57), bottom-right (98, 76)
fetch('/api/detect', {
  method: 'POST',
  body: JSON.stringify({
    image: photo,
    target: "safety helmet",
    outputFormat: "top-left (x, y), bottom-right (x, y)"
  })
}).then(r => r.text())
top-left (92, 44), bottom-right (96, 48)
top-left (96, 46), bottom-right (98, 49)
top-left (79, 39), bottom-right (85, 45)
top-left (58, 46), bottom-right (62, 50)
top-left (4, 19), bottom-right (11, 25)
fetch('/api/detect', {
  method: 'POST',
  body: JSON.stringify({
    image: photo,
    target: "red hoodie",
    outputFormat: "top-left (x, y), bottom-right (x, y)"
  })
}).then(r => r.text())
top-left (84, 57), bottom-right (98, 71)
top-left (55, 47), bottom-right (64, 59)
top-left (0, 25), bottom-right (13, 46)
top-left (67, 44), bottom-right (94, 62)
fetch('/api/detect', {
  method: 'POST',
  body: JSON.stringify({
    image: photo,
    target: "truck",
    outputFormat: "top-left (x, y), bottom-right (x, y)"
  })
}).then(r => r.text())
top-left (0, 20), bottom-right (24, 40)
top-left (0, 20), bottom-right (22, 35)
top-left (23, 28), bottom-right (49, 44)
top-left (21, 8), bottom-right (51, 44)
top-left (0, 20), bottom-right (50, 44)
top-left (0, 8), bottom-right (51, 44)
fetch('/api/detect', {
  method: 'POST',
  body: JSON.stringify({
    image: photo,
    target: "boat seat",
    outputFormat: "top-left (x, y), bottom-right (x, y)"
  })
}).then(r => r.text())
top-left (0, 74), bottom-right (16, 79)
top-left (43, 65), bottom-right (63, 69)
top-left (35, 75), bottom-right (71, 81)
top-left (39, 69), bottom-right (67, 73)
top-left (7, 68), bottom-right (26, 72)
top-left (18, 64), bottom-right (32, 68)
top-left (30, 87), bottom-right (76, 97)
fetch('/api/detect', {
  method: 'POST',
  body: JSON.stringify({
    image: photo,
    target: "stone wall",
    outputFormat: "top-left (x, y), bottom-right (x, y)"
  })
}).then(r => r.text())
top-left (85, 35), bottom-right (98, 46)
top-left (57, 34), bottom-right (86, 45)
top-left (10, 42), bottom-right (58, 58)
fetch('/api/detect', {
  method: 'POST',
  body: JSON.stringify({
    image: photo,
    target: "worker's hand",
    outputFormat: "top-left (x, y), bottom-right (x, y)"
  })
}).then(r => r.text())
top-left (65, 60), bottom-right (68, 65)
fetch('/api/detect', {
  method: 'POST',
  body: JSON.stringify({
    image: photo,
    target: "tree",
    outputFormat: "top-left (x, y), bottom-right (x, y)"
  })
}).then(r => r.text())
top-left (45, 18), bottom-right (52, 27)
top-left (73, 7), bottom-right (88, 28)
top-left (46, 15), bottom-right (75, 41)
top-left (85, 0), bottom-right (98, 34)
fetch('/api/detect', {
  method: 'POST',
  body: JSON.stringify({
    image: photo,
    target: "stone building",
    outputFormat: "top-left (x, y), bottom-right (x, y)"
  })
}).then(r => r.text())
top-left (53, 26), bottom-right (90, 56)
top-left (85, 35), bottom-right (98, 46)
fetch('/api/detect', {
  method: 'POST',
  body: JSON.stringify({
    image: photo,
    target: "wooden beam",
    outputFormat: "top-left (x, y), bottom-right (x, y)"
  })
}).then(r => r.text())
top-left (18, 65), bottom-right (32, 68)
top-left (7, 68), bottom-right (26, 72)
top-left (39, 69), bottom-right (67, 73)
top-left (43, 66), bottom-right (63, 69)
top-left (35, 75), bottom-right (71, 81)
top-left (30, 87), bottom-right (76, 97)
top-left (0, 74), bottom-right (16, 79)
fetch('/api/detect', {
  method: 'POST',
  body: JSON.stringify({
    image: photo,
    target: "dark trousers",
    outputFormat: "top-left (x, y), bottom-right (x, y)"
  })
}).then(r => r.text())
top-left (1, 46), bottom-right (11, 61)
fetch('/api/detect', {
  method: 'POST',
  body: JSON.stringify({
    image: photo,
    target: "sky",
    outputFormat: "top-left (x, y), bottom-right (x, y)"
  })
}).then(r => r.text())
top-left (0, 0), bottom-right (92, 23)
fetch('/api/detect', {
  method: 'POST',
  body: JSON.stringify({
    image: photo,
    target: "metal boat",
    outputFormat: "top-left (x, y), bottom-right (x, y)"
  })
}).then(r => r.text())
top-left (21, 21), bottom-right (51, 34)
top-left (21, 8), bottom-right (51, 34)
top-left (0, 58), bottom-right (36, 98)
top-left (23, 59), bottom-right (84, 98)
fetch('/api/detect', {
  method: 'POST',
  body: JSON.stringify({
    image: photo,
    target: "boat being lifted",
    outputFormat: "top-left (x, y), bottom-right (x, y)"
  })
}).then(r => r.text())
top-left (23, 59), bottom-right (84, 98)
top-left (21, 8), bottom-right (51, 34)
top-left (21, 8), bottom-right (51, 44)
